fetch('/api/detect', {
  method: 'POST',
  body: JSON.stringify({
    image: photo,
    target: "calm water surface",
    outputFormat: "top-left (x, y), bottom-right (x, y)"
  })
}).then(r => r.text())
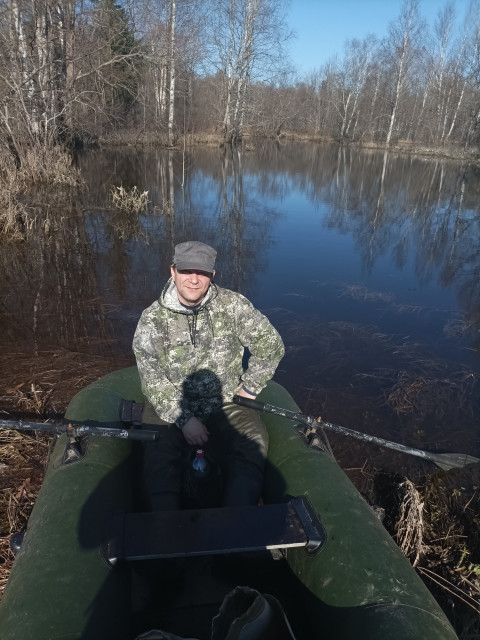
top-left (2, 143), bottom-right (479, 475)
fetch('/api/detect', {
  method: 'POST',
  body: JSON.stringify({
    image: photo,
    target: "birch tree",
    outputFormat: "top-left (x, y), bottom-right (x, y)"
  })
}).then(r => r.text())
top-left (209, 0), bottom-right (291, 144)
top-left (0, 0), bottom-right (143, 168)
top-left (167, 0), bottom-right (176, 145)
top-left (139, 0), bottom-right (206, 143)
top-left (333, 35), bottom-right (377, 141)
top-left (430, 2), bottom-right (457, 144)
top-left (145, 21), bottom-right (169, 128)
top-left (381, 0), bottom-right (424, 145)
top-left (421, 1), bottom-right (468, 147)
top-left (1, 0), bottom-right (77, 145)
top-left (459, 0), bottom-right (480, 149)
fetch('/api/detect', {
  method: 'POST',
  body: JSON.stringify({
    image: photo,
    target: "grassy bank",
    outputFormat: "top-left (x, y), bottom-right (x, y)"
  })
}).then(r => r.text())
top-left (96, 129), bottom-right (480, 165)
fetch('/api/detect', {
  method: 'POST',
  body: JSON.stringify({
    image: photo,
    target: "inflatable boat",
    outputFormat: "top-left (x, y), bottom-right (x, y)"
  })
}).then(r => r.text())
top-left (0, 367), bottom-right (459, 640)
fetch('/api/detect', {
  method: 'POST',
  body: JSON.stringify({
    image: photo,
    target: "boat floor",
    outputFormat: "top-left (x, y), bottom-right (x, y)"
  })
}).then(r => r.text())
top-left (130, 551), bottom-right (306, 639)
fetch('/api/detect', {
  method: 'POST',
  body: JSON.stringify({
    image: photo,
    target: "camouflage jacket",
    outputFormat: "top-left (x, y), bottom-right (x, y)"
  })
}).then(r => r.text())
top-left (133, 279), bottom-right (285, 428)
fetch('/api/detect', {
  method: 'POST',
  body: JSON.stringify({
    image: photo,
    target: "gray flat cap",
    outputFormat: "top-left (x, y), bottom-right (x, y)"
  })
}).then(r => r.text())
top-left (173, 241), bottom-right (217, 273)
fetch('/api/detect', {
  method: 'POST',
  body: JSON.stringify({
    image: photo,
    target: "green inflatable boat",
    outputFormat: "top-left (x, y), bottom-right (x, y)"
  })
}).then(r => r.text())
top-left (0, 367), bottom-right (459, 640)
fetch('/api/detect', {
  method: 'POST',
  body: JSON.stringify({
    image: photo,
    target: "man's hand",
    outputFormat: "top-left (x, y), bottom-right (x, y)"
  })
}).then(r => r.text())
top-left (182, 416), bottom-right (209, 446)
top-left (235, 387), bottom-right (257, 400)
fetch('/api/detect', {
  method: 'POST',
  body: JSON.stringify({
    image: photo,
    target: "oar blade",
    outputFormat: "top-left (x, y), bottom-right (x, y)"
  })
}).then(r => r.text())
top-left (432, 453), bottom-right (480, 471)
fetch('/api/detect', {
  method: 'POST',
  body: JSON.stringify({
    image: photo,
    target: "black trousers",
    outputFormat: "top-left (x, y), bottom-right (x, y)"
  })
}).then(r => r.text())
top-left (141, 401), bottom-right (268, 510)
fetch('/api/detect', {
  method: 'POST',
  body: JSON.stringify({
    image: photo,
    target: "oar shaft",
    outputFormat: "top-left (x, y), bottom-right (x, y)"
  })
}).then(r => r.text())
top-left (234, 397), bottom-right (309, 425)
top-left (237, 398), bottom-right (428, 458)
top-left (319, 419), bottom-right (433, 462)
top-left (0, 419), bottom-right (65, 434)
top-left (232, 396), bottom-right (469, 468)
top-left (0, 419), bottom-right (157, 441)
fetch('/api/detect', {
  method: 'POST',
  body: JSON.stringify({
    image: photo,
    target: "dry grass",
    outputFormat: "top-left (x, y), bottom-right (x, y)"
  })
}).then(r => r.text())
top-left (0, 348), bottom-right (135, 598)
top-left (0, 349), bottom-right (135, 418)
top-left (0, 361), bottom-right (62, 599)
top-left (384, 370), bottom-right (476, 419)
top-left (110, 185), bottom-right (149, 214)
top-left (418, 473), bottom-right (480, 636)
top-left (17, 145), bottom-right (81, 187)
top-left (269, 307), bottom-right (478, 426)
top-left (444, 308), bottom-right (480, 354)
top-left (347, 464), bottom-right (480, 639)
top-left (0, 150), bottom-right (27, 238)
top-left (0, 179), bottom-right (25, 239)
top-left (395, 478), bottom-right (428, 566)
top-left (0, 142), bottom-right (81, 240)
top-left (390, 469), bottom-right (480, 636)
top-left (0, 430), bottom-right (53, 597)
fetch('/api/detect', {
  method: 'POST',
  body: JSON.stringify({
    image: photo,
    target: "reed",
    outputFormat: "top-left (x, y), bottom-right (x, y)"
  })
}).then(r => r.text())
top-left (16, 145), bottom-right (80, 187)
top-left (0, 143), bottom-right (81, 239)
top-left (110, 185), bottom-right (149, 214)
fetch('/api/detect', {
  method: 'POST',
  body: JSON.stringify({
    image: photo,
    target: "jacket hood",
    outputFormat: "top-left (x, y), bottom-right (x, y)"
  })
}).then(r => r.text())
top-left (160, 278), bottom-right (218, 314)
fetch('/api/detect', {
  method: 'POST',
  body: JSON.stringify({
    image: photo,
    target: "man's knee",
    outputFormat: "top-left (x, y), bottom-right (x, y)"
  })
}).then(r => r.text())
top-left (220, 403), bottom-right (268, 454)
top-left (141, 401), bottom-right (169, 427)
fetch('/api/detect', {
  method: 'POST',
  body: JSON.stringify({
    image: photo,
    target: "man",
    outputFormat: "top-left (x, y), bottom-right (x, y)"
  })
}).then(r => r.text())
top-left (133, 241), bottom-right (285, 510)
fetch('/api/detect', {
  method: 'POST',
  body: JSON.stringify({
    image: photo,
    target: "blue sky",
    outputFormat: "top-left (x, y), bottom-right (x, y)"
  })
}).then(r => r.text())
top-left (287, 0), bottom-right (472, 74)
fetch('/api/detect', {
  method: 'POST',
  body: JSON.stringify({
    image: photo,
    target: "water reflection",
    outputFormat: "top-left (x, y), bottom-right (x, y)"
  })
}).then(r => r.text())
top-left (1, 143), bottom-right (478, 473)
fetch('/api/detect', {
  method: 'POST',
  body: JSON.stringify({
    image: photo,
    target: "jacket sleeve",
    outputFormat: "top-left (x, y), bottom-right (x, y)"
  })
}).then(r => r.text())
top-left (132, 310), bottom-right (193, 427)
top-left (234, 295), bottom-right (285, 395)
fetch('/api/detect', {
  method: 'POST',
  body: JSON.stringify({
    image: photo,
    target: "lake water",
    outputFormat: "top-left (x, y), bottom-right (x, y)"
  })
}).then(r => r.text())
top-left (2, 142), bottom-right (479, 476)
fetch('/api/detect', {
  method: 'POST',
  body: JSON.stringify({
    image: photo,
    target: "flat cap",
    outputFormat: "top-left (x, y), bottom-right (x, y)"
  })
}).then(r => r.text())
top-left (173, 241), bottom-right (216, 273)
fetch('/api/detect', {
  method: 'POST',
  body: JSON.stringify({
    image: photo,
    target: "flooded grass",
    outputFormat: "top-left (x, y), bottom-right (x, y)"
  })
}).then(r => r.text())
top-left (272, 309), bottom-right (478, 422)
top-left (383, 370), bottom-right (476, 418)
top-left (0, 348), bottom-right (135, 595)
top-left (340, 284), bottom-right (396, 303)
top-left (110, 185), bottom-right (149, 214)
top-left (0, 430), bottom-right (52, 597)
top-left (408, 471), bottom-right (480, 635)
top-left (0, 144), bottom-right (82, 240)
top-left (0, 349), bottom-right (135, 419)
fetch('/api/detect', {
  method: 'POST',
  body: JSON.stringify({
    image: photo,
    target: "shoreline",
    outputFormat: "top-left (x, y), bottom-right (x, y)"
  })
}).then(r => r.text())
top-left (91, 131), bottom-right (480, 166)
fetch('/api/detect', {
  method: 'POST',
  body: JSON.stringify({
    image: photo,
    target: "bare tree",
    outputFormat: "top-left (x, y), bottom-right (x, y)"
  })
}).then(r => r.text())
top-left (208, 0), bottom-right (292, 144)
top-left (330, 35), bottom-right (378, 142)
top-left (418, 1), bottom-right (469, 147)
top-left (459, 0), bottom-right (480, 149)
top-left (430, 2), bottom-right (457, 144)
top-left (0, 0), bottom-right (143, 167)
top-left (249, 73), bottom-right (298, 138)
top-left (1, 0), bottom-right (77, 144)
top-left (167, 0), bottom-right (176, 145)
top-left (137, 0), bottom-right (206, 143)
top-left (381, 0), bottom-right (425, 145)
top-left (299, 67), bottom-right (336, 138)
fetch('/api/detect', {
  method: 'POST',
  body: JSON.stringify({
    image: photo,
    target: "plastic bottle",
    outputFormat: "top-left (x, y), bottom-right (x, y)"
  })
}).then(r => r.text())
top-left (192, 449), bottom-right (209, 477)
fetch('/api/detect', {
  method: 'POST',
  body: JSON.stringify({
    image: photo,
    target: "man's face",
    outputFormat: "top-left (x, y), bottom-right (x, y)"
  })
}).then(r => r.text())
top-left (171, 266), bottom-right (214, 306)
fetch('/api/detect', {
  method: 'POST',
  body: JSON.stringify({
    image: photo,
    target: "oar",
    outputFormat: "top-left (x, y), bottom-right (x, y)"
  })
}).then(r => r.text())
top-left (233, 396), bottom-right (480, 471)
top-left (0, 418), bottom-right (158, 441)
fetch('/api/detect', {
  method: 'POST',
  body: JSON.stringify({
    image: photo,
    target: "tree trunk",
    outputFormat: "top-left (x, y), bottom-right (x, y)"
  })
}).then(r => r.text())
top-left (386, 41), bottom-right (406, 146)
top-left (168, 0), bottom-right (176, 146)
